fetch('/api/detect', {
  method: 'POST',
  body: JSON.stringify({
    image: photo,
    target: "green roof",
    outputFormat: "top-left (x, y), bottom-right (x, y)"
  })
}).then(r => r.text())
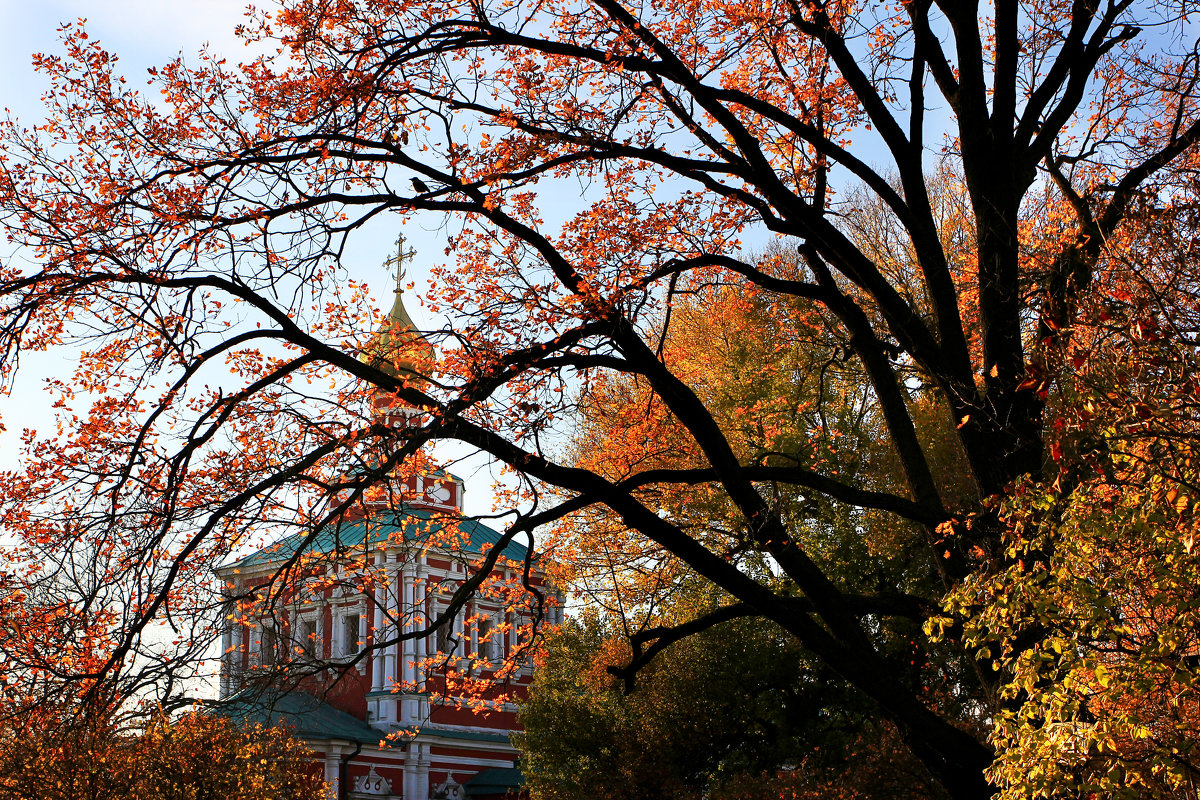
top-left (232, 507), bottom-right (529, 569)
top-left (214, 691), bottom-right (521, 751)
top-left (215, 690), bottom-right (385, 745)
top-left (466, 766), bottom-right (525, 795)
top-left (419, 726), bottom-right (512, 744)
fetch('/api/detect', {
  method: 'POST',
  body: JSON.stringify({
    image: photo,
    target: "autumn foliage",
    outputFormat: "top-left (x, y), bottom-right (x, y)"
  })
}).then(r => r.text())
top-left (934, 215), bottom-right (1200, 797)
top-left (4, 0), bottom-right (1200, 797)
top-left (0, 706), bottom-right (325, 800)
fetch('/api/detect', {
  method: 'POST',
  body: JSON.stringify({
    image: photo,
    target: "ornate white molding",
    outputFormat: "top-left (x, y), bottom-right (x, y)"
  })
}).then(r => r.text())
top-left (352, 766), bottom-right (394, 796)
top-left (430, 773), bottom-right (465, 800)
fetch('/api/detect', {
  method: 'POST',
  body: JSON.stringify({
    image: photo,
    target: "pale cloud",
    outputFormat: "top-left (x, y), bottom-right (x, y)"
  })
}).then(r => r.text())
top-left (0, 0), bottom-right (259, 122)
top-left (17, 0), bottom-right (254, 54)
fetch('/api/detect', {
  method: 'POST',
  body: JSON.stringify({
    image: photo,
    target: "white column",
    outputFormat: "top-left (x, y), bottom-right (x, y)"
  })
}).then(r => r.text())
top-left (400, 558), bottom-right (429, 726)
top-left (371, 550), bottom-right (387, 693)
top-left (323, 748), bottom-right (341, 800)
top-left (400, 563), bottom-right (416, 687)
top-left (233, 621), bottom-right (245, 687)
top-left (414, 561), bottom-right (428, 681)
top-left (416, 743), bottom-right (432, 800)
top-left (467, 600), bottom-right (477, 658)
top-left (555, 590), bottom-right (566, 624)
top-left (219, 604), bottom-right (233, 698)
top-left (383, 552), bottom-right (398, 690)
top-left (316, 601), bottom-right (327, 661)
top-left (403, 745), bottom-right (418, 800)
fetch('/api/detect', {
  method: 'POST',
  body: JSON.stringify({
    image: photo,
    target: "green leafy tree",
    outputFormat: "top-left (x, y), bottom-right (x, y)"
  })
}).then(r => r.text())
top-left (518, 609), bottom-right (943, 800)
top-left (531, 276), bottom-right (970, 799)
top-left (931, 235), bottom-right (1200, 799)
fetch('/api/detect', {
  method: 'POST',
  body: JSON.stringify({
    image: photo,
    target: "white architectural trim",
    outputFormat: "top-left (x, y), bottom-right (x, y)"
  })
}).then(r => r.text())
top-left (423, 754), bottom-right (516, 769)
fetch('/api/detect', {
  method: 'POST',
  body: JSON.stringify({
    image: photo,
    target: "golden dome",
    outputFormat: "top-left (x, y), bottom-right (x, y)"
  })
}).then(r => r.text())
top-left (361, 235), bottom-right (434, 382)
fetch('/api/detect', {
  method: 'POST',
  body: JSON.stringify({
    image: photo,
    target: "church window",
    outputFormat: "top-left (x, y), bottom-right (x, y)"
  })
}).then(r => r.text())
top-left (477, 616), bottom-right (500, 662)
top-left (298, 615), bottom-right (319, 660)
top-left (434, 604), bottom-right (459, 656)
top-left (259, 624), bottom-right (278, 668)
top-left (336, 607), bottom-right (364, 659)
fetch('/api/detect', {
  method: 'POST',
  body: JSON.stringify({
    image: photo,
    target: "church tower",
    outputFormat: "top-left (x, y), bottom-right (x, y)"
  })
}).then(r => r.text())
top-left (216, 239), bottom-right (537, 800)
top-left (362, 234), bottom-right (436, 430)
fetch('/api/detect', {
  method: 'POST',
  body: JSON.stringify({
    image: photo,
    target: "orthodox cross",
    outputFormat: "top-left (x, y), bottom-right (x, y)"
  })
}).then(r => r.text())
top-left (383, 234), bottom-right (416, 291)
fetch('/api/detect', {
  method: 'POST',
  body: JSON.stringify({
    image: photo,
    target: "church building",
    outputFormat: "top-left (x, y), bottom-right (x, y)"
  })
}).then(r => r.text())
top-left (215, 244), bottom-right (554, 800)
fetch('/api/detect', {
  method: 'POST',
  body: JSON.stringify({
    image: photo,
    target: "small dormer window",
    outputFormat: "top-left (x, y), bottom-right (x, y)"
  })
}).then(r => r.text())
top-left (426, 481), bottom-right (451, 505)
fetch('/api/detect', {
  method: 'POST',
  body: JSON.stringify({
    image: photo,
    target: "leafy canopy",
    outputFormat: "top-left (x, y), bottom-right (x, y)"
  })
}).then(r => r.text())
top-left (3, 0), bottom-right (1200, 796)
top-left (0, 707), bottom-right (325, 800)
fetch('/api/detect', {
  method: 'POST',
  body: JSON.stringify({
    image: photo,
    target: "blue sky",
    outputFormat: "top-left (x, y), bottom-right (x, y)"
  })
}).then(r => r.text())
top-left (0, 0), bottom-right (782, 498)
top-left (0, 1), bottom-right (464, 478)
top-left (0, 0), bottom-right (476, 319)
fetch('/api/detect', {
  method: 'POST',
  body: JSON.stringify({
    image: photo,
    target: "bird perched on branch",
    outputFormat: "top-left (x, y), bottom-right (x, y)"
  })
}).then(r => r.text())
top-left (411, 177), bottom-right (430, 193)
